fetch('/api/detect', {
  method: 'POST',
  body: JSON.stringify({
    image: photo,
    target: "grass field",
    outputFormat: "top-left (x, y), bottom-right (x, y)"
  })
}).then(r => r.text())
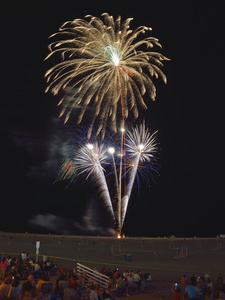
top-left (0, 232), bottom-right (224, 284)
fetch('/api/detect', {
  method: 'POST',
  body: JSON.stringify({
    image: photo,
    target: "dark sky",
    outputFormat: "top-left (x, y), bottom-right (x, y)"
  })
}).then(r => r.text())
top-left (2, 0), bottom-right (224, 237)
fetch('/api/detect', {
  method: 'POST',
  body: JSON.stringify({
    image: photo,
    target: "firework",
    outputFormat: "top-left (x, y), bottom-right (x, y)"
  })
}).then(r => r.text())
top-left (56, 122), bottom-right (158, 233)
top-left (122, 122), bottom-right (158, 226)
top-left (75, 141), bottom-right (115, 218)
top-left (55, 159), bottom-right (77, 186)
top-left (45, 13), bottom-right (169, 137)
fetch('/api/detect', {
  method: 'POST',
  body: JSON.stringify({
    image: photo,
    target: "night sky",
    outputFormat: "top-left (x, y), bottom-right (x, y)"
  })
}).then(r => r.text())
top-left (2, 0), bottom-right (224, 237)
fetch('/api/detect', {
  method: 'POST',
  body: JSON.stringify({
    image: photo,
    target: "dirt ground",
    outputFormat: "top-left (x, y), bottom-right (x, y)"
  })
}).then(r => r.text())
top-left (0, 232), bottom-right (224, 298)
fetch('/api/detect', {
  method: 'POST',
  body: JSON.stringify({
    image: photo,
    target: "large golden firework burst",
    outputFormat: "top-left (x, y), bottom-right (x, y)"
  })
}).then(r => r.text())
top-left (45, 13), bottom-right (169, 138)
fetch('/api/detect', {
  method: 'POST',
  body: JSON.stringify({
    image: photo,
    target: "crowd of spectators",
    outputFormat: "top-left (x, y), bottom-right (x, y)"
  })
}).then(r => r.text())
top-left (0, 253), bottom-right (150, 300)
top-left (172, 274), bottom-right (225, 300)
top-left (0, 252), bottom-right (225, 300)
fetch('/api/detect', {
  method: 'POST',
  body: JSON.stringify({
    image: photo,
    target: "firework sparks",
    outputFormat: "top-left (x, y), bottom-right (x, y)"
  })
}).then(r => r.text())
top-left (121, 122), bottom-right (158, 226)
top-left (56, 122), bottom-right (158, 232)
top-left (45, 13), bottom-right (169, 137)
top-left (55, 159), bottom-right (77, 186)
top-left (75, 141), bottom-right (115, 218)
top-left (75, 142), bottom-right (106, 178)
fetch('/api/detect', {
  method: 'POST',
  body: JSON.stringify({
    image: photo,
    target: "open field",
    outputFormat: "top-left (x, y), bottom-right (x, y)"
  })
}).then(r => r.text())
top-left (0, 232), bottom-right (224, 284)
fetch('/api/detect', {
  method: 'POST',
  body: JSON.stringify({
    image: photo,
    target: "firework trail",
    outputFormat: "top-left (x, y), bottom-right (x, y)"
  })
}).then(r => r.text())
top-left (75, 142), bottom-right (115, 218)
top-left (45, 13), bottom-right (169, 138)
top-left (121, 122), bottom-right (158, 226)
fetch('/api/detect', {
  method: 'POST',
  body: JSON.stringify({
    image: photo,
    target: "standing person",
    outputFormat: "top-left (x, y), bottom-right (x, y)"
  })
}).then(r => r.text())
top-left (123, 270), bottom-right (128, 280)
top-left (172, 283), bottom-right (181, 300)
top-left (116, 274), bottom-right (128, 297)
top-left (43, 254), bottom-right (47, 263)
top-left (0, 258), bottom-right (8, 281)
top-left (7, 256), bottom-right (12, 273)
top-left (127, 273), bottom-right (137, 294)
top-left (134, 271), bottom-right (141, 290)
top-left (181, 275), bottom-right (187, 285)
top-left (44, 258), bottom-right (51, 277)
top-left (113, 268), bottom-right (119, 281)
top-left (183, 278), bottom-right (198, 300)
top-left (197, 277), bottom-right (205, 300)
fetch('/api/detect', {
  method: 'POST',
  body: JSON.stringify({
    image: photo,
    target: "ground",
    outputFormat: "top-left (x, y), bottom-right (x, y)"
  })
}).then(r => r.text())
top-left (0, 232), bottom-right (224, 298)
